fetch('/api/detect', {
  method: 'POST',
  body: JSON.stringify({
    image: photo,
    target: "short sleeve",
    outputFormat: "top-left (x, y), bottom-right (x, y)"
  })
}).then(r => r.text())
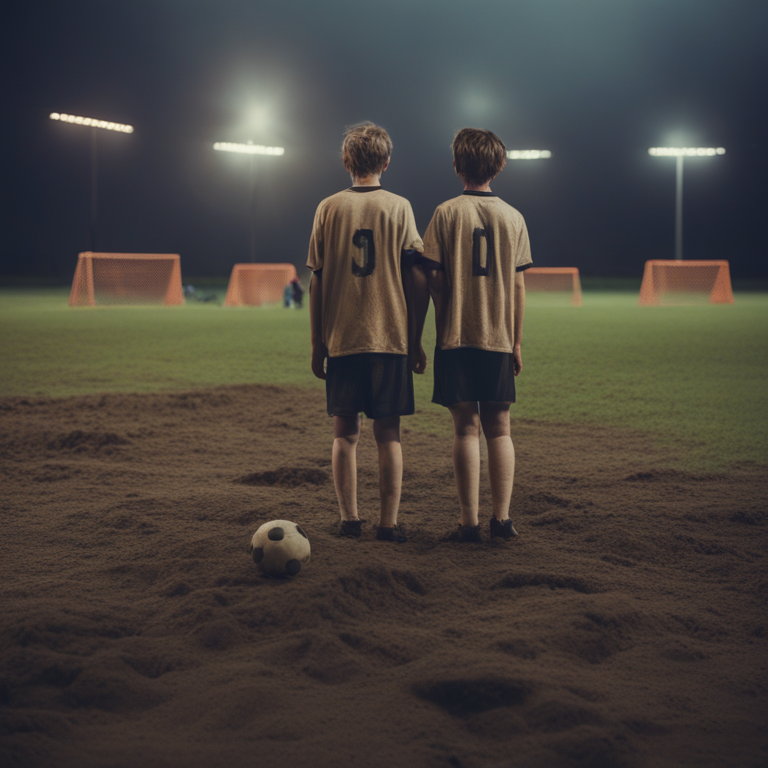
top-left (401, 202), bottom-right (424, 254)
top-left (515, 218), bottom-right (533, 271)
top-left (421, 207), bottom-right (445, 270)
top-left (306, 204), bottom-right (324, 272)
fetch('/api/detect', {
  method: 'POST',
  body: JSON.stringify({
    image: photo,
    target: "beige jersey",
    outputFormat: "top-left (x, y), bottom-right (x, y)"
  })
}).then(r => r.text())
top-left (307, 187), bottom-right (423, 357)
top-left (422, 192), bottom-right (532, 353)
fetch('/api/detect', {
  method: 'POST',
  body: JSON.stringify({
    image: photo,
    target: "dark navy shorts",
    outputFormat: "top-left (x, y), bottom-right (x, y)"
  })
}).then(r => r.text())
top-left (432, 346), bottom-right (516, 408)
top-left (326, 353), bottom-right (414, 419)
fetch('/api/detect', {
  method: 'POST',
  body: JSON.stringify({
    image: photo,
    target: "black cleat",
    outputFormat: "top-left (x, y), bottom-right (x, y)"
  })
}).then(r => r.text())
top-left (376, 524), bottom-right (407, 542)
top-left (447, 523), bottom-right (482, 542)
top-left (490, 517), bottom-right (518, 540)
top-left (339, 519), bottom-right (363, 538)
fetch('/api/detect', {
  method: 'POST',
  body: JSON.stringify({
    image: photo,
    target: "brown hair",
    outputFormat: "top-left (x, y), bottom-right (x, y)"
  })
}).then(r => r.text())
top-left (341, 122), bottom-right (392, 179)
top-left (452, 128), bottom-right (507, 185)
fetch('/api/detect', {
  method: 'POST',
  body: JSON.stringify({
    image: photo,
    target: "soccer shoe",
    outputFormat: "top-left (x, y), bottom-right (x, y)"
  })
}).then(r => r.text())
top-left (459, 524), bottom-right (482, 542)
top-left (339, 519), bottom-right (363, 538)
top-left (376, 524), bottom-right (407, 543)
top-left (446, 524), bottom-right (482, 542)
top-left (490, 517), bottom-right (518, 540)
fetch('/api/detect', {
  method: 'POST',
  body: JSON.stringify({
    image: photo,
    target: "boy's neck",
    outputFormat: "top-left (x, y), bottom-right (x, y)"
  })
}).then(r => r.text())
top-left (351, 173), bottom-right (381, 187)
top-left (462, 179), bottom-right (493, 193)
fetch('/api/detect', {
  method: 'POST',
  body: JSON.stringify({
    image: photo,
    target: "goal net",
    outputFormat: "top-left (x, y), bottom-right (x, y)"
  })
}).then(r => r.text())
top-left (639, 260), bottom-right (734, 306)
top-left (523, 267), bottom-right (582, 306)
top-left (68, 252), bottom-right (184, 307)
top-left (224, 263), bottom-right (298, 306)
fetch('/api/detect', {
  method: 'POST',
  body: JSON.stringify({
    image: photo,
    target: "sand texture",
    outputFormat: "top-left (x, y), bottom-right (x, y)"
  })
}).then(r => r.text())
top-left (1, 385), bottom-right (767, 768)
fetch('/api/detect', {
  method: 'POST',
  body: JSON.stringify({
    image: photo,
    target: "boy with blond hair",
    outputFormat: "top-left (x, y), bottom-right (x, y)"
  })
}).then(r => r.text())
top-left (307, 122), bottom-right (426, 542)
top-left (420, 128), bottom-right (532, 542)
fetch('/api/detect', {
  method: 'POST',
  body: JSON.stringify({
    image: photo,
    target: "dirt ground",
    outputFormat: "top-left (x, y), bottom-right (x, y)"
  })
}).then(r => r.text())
top-left (1, 384), bottom-right (767, 768)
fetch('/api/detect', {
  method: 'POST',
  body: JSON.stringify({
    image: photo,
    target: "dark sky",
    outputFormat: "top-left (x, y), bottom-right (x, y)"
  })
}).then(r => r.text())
top-left (3, 0), bottom-right (767, 280)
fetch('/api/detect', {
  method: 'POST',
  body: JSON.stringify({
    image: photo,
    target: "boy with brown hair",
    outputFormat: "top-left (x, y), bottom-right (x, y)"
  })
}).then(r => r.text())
top-left (307, 122), bottom-right (427, 542)
top-left (420, 127), bottom-right (532, 542)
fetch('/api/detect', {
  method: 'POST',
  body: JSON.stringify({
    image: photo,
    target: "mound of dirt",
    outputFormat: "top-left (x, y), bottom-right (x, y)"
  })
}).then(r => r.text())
top-left (1, 384), bottom-right (766, 768)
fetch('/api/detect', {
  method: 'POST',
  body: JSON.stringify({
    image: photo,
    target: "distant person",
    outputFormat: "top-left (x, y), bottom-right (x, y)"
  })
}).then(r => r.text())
top-left (291, 278), bottom-right (304, 309)
top-left (420, 128), bottom-right (532, 542)
top-left (307, 122), bottom-right (427, 542)
top-left (284, 282), bottom-right (293, 308)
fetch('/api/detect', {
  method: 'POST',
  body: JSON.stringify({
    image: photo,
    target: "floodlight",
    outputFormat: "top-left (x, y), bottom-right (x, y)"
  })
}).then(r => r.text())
top-left (50, 112), bottom-right (133, 133)
top-left (213, 141), bottom-right (285, 156)
top-left (507, 150), bottom-right (552, 160)
top-left (648, 147), bottom-right (725, 157)
top-left (649, 146), bottom-right (726, 260)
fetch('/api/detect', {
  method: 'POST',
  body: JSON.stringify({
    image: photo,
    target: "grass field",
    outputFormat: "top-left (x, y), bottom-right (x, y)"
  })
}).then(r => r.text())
top-left (1, 287), bottom-right (767, 470)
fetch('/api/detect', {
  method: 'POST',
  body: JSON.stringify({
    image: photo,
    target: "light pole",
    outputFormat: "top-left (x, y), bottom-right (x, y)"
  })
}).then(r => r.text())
top-left (50, 112), bottom-right (133, 251)
top-left (213, 141), bottom-right (285, 262)
top-left (648, 146), bottom-right (725, 261)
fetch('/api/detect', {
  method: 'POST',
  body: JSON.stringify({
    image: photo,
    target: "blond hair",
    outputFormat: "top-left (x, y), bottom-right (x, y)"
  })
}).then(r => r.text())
top-left (452, 128), bottom-right (507, 185)
top-left (341, 122), bottom-right (392, 178)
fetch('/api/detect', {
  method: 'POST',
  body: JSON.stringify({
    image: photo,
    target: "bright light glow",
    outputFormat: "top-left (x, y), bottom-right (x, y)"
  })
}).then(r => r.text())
top-left (648, 147), bottom-right (725, 157)
top-left (49, 112), bottom-right (133, 133)
top-left (507, 150), bottom-right (552, 160)
top-left (213, 141), bottom-right (285, 156)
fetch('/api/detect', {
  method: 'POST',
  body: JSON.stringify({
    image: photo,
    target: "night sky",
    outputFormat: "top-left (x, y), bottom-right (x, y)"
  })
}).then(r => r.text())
top-left (4, 0), bottom-right (767, 281)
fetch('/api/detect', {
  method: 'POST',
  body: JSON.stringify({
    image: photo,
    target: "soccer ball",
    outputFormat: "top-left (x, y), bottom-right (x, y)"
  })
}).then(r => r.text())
top-left (249, 520), bottom-right (311, 577)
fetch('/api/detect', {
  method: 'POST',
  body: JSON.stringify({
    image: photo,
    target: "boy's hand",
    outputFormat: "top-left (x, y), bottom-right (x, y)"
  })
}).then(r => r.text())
top-left (311, 344), bottom-right (328, 380)
top-left (410, 344), bottom-right (427, 374)
top-left (513, 347), bottom-right (523, 376)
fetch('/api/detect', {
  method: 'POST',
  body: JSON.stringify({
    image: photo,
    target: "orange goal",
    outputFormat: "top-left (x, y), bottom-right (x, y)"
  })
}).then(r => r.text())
top-left (639, 260), bottom-right (734, 306)
top-left (523, 267), bottom-right (582, 306)
top-left (224, 263), bottom-right (298, 307)
top-left (68, 252), bottom-right (184, 307)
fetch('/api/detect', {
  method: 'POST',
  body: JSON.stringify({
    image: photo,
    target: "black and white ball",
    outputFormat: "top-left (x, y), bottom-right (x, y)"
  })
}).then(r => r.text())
top-left (249, 520), bottom-right (311, 577)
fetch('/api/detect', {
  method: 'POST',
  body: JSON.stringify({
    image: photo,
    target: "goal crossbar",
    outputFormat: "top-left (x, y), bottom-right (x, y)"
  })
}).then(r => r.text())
top-left (68, 252), bottom-right (184, 307)
top-left (524, 267), bottom-right (582, 306)
top-left (639, 260), bottom-right (734, 306)
top-left (224, 263), bottom-right (299, 307)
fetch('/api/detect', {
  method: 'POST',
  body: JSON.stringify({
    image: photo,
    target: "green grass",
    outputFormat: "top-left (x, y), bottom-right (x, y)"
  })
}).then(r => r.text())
top-left (516, 293), bottom-right (768, 468)
top-left (1, 288), bottom-right (767, 469)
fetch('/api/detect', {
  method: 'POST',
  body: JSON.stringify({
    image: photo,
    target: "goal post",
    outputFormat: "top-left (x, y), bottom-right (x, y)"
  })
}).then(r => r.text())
top-left (224, 263), bottom-right (298, 307)
top-left (639, 260), bottom-right (734, 306)
top-left (68, 252), bottom-right (184, 307)
top-left (523, 267), bottom-right (583, 306)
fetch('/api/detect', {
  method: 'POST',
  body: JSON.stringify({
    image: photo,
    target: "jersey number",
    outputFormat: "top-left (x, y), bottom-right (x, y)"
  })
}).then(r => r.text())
top-left (473, 227), bottom-right (493, 277)
top-left (352, 229), bottom-right (375, 277)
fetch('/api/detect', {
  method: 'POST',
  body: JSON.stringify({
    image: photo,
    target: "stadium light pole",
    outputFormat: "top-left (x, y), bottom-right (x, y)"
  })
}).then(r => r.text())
top-left (213, 141), bottom-right (285, 262)
top-left (50, 113), bottom-right (134, 251)
top-left (648, 147), bottom-right (726, 261)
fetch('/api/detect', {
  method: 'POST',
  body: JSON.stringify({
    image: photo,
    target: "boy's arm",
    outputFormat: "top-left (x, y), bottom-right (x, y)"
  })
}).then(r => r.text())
top-left (426, 264), bottom-right (444, 305)
top-left (309, 271), bottom-right (327, 380)
top-left (402, 254), bottom-right (430, 374)
top-left (513, 270), bottom-right (525, 375)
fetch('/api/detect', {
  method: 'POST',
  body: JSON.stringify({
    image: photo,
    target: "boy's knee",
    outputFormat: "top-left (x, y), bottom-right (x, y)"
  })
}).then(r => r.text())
top-left (450, 405), bottom-right (481, 438)
top-left (334, 433), bottom-right (359, 451)
top-left (454, 422), bottom-right (481, 439)
top-left (373, 417), bottom-right (401, 445)
top-left (479, 404), bottom-right (511, 439)
top-left (334, 414), bottom-right (361, 442)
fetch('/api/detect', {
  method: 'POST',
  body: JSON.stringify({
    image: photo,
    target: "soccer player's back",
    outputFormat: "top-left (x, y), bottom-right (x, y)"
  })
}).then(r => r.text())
top-left (309, 185), bottom-right (419, 360)
top-left (421, 128), bottom-right (532, 542)
top-left (307, 122), bottom-right (425, 542)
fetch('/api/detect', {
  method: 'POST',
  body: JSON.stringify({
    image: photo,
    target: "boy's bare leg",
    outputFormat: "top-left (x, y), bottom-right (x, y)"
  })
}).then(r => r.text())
top-left (372, 416), bottom-right (402, 528)
top-left (333, 415), bottom-right (361, 521)
top-left (479, 402), bottom-right (515, 520)
top-left (449, 402), bottom-right (482, 527)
